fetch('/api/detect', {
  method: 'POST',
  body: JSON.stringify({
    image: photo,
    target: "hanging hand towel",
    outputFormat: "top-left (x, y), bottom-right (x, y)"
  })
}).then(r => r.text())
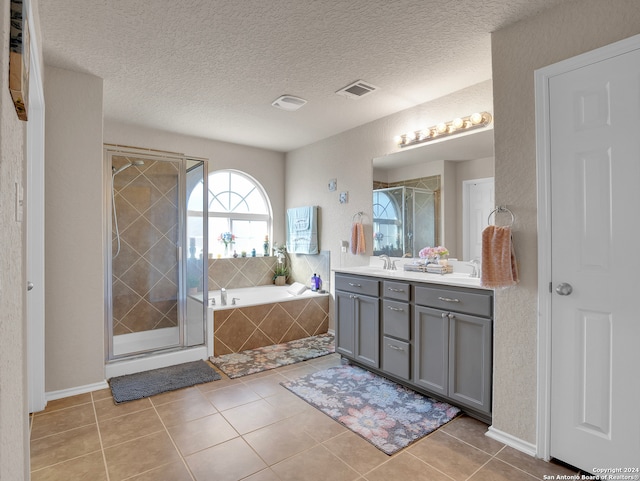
top-left (481, 225), bottom-right (519, 288)
top-left (350, 222), bottom-right (366, 255)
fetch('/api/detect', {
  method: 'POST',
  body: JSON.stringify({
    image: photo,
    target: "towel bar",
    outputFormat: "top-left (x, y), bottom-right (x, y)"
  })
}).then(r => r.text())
top-left (487, 206), bottom-right (514, 227)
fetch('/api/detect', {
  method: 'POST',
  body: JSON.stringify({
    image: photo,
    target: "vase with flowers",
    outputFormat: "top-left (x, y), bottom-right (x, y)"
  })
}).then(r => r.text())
top-left (218, 232), bottom-right (235, 257)
top-left (418, 246), bottom-right (449, 265)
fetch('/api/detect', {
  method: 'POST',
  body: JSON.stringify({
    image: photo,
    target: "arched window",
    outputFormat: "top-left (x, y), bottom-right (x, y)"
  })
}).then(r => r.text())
top-left (372, 188), bottom-right (402, 256)
top-left (188, 170), bottom-right (272, 257)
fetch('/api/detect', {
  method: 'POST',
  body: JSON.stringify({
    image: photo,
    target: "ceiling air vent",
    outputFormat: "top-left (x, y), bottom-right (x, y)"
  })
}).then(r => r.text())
top-left (335, 80), bottom-right (379, 99)
top-left (271, 95), bottom-right (307, 111)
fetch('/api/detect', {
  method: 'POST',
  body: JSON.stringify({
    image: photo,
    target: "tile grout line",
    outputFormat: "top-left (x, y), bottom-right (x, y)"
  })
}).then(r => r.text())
top-left (91, 391), bottom-right (112, 481)
top-left (149, 395), bottom-right (197, 481)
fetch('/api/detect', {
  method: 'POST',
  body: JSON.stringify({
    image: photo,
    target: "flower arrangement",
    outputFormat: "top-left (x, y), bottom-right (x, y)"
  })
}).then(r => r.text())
top-left (374, 232), bottom-right (384, 241)
top-left (218, 232), bottom-right (235, 247)
top-left (418, 246), bottom-right (449, 259)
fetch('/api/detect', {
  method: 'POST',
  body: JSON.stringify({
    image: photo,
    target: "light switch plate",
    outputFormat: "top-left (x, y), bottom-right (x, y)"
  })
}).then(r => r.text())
top-left (328, 178), bottom-right (337, 191)
top-left (339, 191), bottom-right (348, 204)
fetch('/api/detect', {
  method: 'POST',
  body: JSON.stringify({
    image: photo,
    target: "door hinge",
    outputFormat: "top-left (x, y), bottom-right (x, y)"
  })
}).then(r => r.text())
top-left (549, 281), bottom-right (553, 293)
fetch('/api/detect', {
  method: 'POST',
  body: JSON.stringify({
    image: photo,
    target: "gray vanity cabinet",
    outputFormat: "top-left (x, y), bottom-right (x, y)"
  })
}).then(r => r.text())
top-left (381, 280), bottom-right (411, 380)
top-left (334, 271), bottom-right (493, 420)
top-left (448, 312), bottom-right (492, 413)
top-left (335, 274), bottom-right (380, 369)
top-left (413, 285), bottom-right (493, 416)
top-left (413, 306), bottom-right (449, 395)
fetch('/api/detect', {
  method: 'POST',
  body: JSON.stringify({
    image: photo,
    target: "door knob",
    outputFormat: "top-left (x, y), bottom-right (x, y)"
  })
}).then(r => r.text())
top-left (27, 281), bottom-right (34, 291)
top-left (555, 283), bottom-right (573, 296)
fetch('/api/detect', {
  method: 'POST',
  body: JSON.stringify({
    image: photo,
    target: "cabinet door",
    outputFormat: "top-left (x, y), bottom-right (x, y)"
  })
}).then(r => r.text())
top-left (413, 305), bottom-right (448, 395)
top-left (335, 290), bottom-right (355, 358)
top-left (354, 294), bottom-right (380, 368)
top-left (448, 313), bottom-right (492, 414)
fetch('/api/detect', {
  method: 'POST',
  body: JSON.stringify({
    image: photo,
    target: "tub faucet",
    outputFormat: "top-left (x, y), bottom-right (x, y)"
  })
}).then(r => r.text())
top-left (221, 288), bottom-right (227, 306)
top-left (231, 297), bottom-right (240, 306)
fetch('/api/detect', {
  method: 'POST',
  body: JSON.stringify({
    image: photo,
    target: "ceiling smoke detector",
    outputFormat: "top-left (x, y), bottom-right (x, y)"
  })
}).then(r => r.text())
top-left (335, 80), bottom-right (379, 99)
top-left (271, 95), bottom-right (307, 111)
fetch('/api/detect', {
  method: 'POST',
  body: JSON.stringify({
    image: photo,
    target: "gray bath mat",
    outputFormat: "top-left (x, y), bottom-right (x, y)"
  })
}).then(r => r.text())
top-left (108, 360), bottom-right (221, 403)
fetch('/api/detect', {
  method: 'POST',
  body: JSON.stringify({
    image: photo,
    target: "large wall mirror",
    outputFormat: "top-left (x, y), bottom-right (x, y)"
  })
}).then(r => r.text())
top-left (372, 129), bottom-right (495, 261)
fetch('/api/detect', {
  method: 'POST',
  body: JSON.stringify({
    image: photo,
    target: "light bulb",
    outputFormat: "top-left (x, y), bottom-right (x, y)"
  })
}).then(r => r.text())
top-left (470, 112), bottom-right (484, 125)
top-left (436, 123), bottom-right (448, 134)
top-left (452, 118), bottom-right (464, 129)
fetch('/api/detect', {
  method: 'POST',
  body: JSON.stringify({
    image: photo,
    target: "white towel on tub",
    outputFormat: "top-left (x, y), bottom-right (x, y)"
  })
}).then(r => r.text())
top-left (286, 206), bottom-right (318, 254)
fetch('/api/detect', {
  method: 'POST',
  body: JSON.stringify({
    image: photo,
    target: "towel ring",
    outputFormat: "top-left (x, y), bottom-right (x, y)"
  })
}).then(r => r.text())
top-left (487, 206), bottom-right (515, 227)
top-left (352, 211), bottom-right (364, 222)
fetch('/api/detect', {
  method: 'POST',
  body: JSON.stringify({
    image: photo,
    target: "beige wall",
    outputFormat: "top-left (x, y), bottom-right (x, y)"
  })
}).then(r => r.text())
top-left (1, 0), bottom-right (34, 478)
top-left (44, 66), bottom-right (105, 391)
top-left (491, 0), bottom-right (640, 444)
top-left (104, 122), bottom-right (287, 245)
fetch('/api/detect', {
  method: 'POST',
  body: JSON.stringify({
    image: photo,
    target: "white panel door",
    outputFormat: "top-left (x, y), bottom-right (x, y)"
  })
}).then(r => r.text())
top-left (549, 46), bottom-right (640, 470)
top-left (463, 178), bottom-right (494, 261)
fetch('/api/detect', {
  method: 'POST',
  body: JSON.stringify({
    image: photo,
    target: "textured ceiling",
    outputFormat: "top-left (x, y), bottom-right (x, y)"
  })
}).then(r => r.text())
top-left (38, 0), bottom-right (567, 152)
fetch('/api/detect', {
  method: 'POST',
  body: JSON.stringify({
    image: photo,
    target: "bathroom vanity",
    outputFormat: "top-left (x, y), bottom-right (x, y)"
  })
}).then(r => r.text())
top-left (334, 266), bottom-right (493, 423)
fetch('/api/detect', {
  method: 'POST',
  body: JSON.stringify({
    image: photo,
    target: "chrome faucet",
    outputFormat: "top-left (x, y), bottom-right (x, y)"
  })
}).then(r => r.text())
top-left (468, 259), bottom-right (481, 278)
top-left (231, 297), bottom-right (240, 306)
top-left (379, 255), bottom-right (390, 270)
top-left (221, 288), bottom-right (227, 306)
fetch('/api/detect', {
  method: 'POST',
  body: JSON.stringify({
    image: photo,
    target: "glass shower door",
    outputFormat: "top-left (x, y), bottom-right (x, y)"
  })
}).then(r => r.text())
top-left (109, 150), bottom-right (184, 358)
top-left (185, 159), bottom-right (208, 348)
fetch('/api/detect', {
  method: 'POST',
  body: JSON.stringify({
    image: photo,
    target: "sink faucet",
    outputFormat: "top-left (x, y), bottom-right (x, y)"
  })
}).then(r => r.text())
top-left (379, 255), bottom-right (390, 270)
top-left (221, 288), bottom-right (227, 306)
top-left (468, 259), bottom-right (481, 278)
top-left (231, 297), bottom-right (240, 306)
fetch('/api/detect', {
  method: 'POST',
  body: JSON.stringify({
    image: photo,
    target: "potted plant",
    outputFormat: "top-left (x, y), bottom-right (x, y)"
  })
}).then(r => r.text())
top-left (273, 264), bottom-right (289, 286)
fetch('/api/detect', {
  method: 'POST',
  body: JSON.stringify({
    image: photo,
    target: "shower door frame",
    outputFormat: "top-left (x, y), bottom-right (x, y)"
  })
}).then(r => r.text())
top-left (103, 145), bottom-right (208, 362)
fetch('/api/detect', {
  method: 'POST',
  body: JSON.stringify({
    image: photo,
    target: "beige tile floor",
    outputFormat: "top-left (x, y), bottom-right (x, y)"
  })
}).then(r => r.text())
top-left (30, 354), bottom-right (578, 481)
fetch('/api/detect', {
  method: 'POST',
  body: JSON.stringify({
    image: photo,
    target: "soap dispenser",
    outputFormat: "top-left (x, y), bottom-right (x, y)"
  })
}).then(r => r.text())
top-left (311, 273), bottom-right (318, 291)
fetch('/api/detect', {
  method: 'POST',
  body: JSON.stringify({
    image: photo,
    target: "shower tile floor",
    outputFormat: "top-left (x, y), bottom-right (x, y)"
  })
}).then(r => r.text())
top-left (30, 354), bottom-right (578, 481)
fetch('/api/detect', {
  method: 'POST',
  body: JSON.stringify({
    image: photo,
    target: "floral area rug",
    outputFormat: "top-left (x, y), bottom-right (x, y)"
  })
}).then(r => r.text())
top-left (281, 364), bottom-right (461, 455)
top-left (210, 333), bottom-right (334, 379)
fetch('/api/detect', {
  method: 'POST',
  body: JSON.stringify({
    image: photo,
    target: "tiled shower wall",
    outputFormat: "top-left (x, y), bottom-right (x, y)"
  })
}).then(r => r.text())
top-left (111, 156), bottom-right (180, 335)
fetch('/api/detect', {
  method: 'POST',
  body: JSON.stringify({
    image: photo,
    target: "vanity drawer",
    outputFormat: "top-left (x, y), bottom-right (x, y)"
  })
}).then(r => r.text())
top-left (335, 274), bottom-right (379, 297)
top-left (414, 285), bottom-right (492, 318)
top-left (382, 337), bottom-right (410, 381)
top-left (383, 280), bottom-right (410, 301)
top-left (382, 300), bottom-right (410, 340)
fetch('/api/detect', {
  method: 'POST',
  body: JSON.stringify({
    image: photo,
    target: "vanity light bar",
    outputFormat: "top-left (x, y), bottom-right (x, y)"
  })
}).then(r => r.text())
top-left (396, 112), bottom-right (492, 148)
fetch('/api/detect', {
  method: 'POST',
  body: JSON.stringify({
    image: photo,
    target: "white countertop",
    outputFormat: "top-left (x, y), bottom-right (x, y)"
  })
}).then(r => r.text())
top-left (333, 259), bottom-right (491, 290)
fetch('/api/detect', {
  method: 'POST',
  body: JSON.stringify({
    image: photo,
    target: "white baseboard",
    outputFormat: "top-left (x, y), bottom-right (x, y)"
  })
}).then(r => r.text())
top-left (486, 426), bottom-right (537, 457)
top-left (46, 380), bottom-right (109, 402)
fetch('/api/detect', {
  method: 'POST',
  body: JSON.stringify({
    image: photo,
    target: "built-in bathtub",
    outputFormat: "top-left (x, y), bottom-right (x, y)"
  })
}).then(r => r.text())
top-left (209, 285), bottom-right (330, 356)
